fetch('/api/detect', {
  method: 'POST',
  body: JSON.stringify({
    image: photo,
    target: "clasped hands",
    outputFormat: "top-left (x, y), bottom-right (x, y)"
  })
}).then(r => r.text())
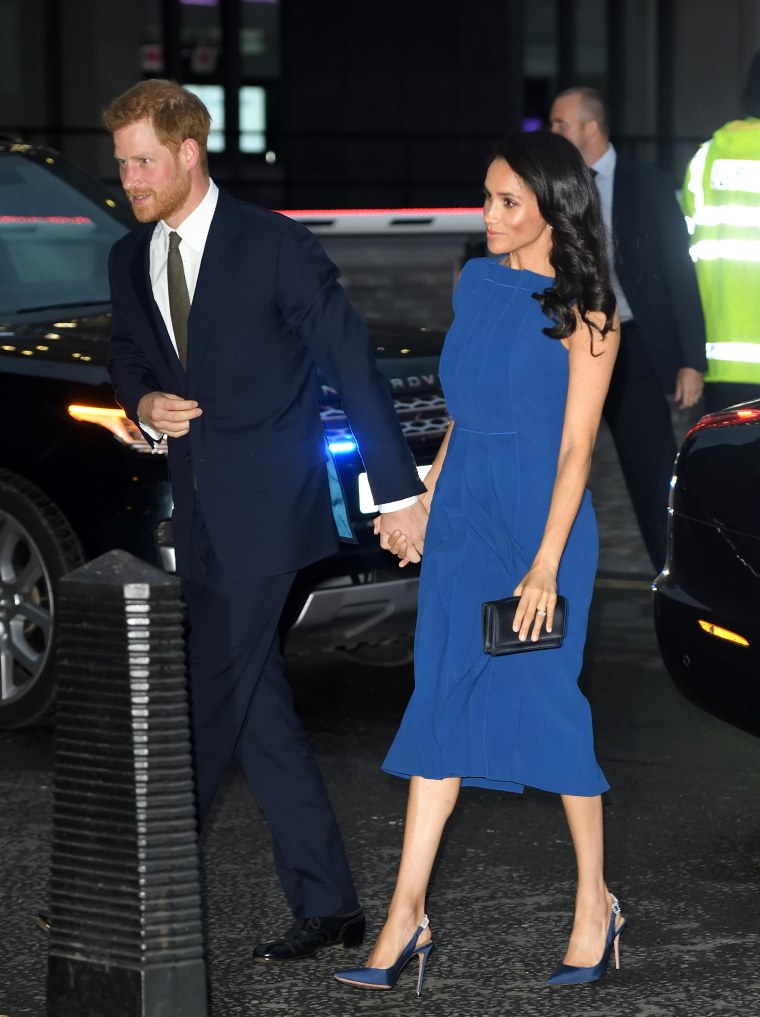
top-left (374, 496), bottom-right (430, 567)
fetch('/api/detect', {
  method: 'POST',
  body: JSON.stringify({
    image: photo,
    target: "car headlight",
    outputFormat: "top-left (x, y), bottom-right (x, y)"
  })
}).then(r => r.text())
top-left (67, 404), bottom-right (167, 455)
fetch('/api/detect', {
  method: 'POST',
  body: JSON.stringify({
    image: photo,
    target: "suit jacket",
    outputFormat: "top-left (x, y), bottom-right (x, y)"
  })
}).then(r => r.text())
top-left (612, 155), bottom-right (707, 393)
top-left (107, 189), bottom-right (424, 580)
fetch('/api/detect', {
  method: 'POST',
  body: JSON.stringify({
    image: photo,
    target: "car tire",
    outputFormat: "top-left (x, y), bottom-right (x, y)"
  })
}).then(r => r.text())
top-left (0, 470), bottom-right (84, 729)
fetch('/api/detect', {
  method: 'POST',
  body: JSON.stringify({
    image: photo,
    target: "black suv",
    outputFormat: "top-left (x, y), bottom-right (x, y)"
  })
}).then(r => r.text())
top-left (0, 142), bottom-right (447, 729)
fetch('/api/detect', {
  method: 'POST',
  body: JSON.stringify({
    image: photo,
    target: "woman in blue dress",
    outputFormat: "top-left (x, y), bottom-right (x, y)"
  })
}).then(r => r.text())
top-left (335, 131), bottom-right (623, 994)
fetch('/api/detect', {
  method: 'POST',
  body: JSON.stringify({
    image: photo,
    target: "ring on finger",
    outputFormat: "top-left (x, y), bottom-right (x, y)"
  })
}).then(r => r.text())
top-left (536, 608), bottom-right (547, 618)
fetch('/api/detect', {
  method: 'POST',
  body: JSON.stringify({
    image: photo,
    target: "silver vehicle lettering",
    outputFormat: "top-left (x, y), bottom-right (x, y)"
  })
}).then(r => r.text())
top-left (323, 375), bottom-right (439, 397)
top-left (389, 374), bottom-right (438, 390)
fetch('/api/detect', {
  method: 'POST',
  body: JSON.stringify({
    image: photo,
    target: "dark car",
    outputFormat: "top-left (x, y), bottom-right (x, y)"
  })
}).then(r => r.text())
top-left (653, 400), bottom-right (760, 736)
top-left (0, 142), bottom-right (447, 729)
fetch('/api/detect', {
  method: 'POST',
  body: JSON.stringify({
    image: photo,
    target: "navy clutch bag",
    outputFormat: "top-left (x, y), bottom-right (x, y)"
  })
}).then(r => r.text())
top-left (482, 595), bottom-right (567, 655)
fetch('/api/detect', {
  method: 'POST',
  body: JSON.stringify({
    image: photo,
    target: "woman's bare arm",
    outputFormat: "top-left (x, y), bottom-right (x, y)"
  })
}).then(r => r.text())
top-left (512, 312), bottom-right (620, 641)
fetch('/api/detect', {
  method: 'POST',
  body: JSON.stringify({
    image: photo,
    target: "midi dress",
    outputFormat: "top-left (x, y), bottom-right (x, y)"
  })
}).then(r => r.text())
top-left (383, 258), bottom-right (609, 797)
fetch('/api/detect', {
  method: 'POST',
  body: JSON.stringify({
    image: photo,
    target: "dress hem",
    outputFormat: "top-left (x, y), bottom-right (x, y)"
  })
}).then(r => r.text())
top-left (381, 764), bottom-right (610, 799)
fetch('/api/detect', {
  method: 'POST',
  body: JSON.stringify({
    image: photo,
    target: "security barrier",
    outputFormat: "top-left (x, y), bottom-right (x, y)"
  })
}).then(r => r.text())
top-left (46, 550), bottom-right (206, 1017)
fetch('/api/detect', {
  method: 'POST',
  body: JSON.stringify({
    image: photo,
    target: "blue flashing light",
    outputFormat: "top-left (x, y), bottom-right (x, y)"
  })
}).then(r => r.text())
top-left (328, 440), bottom-right (358, 455)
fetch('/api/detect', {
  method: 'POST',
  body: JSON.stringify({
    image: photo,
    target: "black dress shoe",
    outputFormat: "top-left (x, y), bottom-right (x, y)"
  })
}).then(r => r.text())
top-left (252, 908), bottom-right (365, 962)
top-left (35, 912), bottom-right (50, 933)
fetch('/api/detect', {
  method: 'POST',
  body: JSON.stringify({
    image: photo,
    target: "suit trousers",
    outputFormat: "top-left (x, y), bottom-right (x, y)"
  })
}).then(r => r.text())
top-left (182, 494), bottom-right (359, 919)
top-left (602, 320), bottom-right (676, 574)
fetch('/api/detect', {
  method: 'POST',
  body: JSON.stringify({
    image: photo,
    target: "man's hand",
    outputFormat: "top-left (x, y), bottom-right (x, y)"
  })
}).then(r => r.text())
top-left (674, 367), bottom-right (704, 409)
top-left (373, 498), bottom-right (429, 565)
top-left (137, 392), bottom-right (202, 438)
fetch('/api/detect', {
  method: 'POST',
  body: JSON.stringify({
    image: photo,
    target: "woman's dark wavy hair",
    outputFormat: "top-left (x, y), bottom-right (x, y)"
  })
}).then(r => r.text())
top-left (491, 131), bottom-right (616, 343)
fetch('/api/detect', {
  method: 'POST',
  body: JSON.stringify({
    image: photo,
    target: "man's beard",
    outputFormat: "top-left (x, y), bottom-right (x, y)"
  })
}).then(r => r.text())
top-left (126, 161), bottom-right (192, 223)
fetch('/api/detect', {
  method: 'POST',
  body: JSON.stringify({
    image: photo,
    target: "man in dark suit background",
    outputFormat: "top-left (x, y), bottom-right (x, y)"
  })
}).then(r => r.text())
top-left (550, 87), bottom-right (707, 573)
top-left (103, 79), bottom-right (428, 962)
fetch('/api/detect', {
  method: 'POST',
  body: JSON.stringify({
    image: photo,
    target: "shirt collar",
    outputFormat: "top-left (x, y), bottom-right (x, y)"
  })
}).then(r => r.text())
top-left (156, 179), bottom-right (219, 252)
top-left (591, 143), bottom-right (617, 179)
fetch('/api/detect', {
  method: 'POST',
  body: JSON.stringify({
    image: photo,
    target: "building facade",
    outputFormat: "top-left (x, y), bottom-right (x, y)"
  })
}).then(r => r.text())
top-left (1, 0), bottom-right (759, 207)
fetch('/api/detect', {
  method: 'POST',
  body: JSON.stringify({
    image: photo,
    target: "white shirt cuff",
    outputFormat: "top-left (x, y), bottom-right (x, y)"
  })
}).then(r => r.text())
top-left (378, 495), bottom-right (419, 513)
top-left (139, 421), bottom-right (165, 442)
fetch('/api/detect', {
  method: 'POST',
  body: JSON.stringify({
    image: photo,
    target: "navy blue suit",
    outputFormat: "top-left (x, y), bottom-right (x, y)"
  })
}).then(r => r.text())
top-left (605, 156), bottom-right (707, 572)
top-left (612, 156), bottom-right (706, 391)
top-left (108, 188), bottom-right (423, 918)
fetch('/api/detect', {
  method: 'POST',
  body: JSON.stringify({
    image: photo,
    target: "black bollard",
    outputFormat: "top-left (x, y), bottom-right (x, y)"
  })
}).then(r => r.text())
top-left (46, 550), bottom-right (206, 1017)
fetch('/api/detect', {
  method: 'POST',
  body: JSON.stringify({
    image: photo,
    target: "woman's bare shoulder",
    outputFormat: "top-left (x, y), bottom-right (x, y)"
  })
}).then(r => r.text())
top-left (565, 309), bottom-right (620, 353)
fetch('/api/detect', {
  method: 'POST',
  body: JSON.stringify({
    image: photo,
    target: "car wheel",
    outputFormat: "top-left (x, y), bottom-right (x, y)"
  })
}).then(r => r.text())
top-left (0, 470), bottom-right (84, 729)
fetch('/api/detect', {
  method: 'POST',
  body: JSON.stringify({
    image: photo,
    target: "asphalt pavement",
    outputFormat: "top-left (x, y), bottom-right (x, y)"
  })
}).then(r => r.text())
top-left (1, 416), bottom-right (759, 1017)
top-left (1, 240), bottom-right (758, 1015)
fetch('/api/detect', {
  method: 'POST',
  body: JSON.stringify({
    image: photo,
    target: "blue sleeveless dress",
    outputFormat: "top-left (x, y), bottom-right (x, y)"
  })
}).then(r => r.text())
top-left (383, 258), bottom-right (608, 796)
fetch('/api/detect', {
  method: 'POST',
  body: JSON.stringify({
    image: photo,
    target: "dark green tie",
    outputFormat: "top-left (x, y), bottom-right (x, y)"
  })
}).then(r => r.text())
top-left (167, 231), bottom-right (190, 370)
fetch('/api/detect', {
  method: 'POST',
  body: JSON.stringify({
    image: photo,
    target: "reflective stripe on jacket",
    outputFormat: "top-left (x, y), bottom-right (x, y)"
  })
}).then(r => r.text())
top-left (682, 118), bottom-right (760, 384)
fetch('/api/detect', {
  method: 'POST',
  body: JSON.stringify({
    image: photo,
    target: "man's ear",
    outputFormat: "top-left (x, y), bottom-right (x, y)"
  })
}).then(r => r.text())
top-left (180, 138), bottom-right (201, 171)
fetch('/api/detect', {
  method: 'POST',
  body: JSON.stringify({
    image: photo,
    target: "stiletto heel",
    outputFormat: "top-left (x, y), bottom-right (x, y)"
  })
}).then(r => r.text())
top-left (546, 893), bottom-right (626, 986)
top-left (415, 941), bottom-right (434, 995)
top-left (334, 915), bottom-right (434, 995)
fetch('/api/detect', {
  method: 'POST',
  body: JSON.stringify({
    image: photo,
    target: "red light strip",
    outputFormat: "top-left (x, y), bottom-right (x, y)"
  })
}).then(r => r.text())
top-left (277, 207), bottom-right (482, 217)
top-left (687, 405), bottom-right (760, 437)
top-left (0, 215), bottom-right (94, 224)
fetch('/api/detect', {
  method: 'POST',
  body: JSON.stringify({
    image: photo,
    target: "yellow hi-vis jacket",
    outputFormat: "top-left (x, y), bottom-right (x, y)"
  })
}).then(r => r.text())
top-left (681, 117), bottom-right (760, 385)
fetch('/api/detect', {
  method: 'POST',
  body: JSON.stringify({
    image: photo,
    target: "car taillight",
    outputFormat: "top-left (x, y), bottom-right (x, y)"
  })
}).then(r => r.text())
top-left (698, 619), bottom-right (750, 648)
top-left (685, 405), bottom-right (760, 439)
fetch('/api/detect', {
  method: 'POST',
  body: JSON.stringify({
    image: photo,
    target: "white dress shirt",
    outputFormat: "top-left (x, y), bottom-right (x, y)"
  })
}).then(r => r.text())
top-left (144, 180), bottom-right (415, 513)
top-left (591, 144), bottom-right (633, 323)
top-left (150, 179), bottom-right (220, 352)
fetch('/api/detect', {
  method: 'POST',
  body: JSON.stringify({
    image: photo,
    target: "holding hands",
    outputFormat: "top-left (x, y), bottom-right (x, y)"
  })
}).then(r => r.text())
top-left (375, 492), bottom-right (432, 566)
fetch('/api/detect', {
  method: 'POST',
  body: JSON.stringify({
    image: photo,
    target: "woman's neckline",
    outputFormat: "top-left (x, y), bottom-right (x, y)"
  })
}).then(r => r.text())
top-left (496, 257), bottom-right (554, 282)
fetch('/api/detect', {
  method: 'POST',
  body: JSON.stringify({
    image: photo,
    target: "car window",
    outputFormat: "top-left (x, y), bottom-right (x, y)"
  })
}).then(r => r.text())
top-left (0, 153), bottom-right (129, 315)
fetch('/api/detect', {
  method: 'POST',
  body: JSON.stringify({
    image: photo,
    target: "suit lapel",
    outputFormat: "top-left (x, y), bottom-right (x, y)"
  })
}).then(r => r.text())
top-left (127, 227), bottom-right (185, 387)
top-left (186, 192), bottom-right (244, 384)
top-left (611, 161), bottom-right (621, 233)
top-left (611, 158), bottom-right (633, 239)
top-left (610, 160), bottom-right (630, 274)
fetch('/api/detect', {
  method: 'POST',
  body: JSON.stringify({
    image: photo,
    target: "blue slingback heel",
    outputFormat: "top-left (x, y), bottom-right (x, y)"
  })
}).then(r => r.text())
top-left (547, 893), bottom-right (626, 986)
top-left (334, 915), bottom-right (434, 995)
